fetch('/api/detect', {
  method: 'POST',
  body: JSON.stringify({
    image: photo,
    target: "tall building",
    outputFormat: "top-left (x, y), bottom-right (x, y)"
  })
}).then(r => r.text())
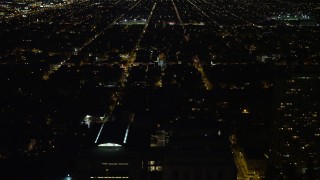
top-left (272, 65), bottom-right (320, 178)
top-left (76, 112), bottom-right (237, 180)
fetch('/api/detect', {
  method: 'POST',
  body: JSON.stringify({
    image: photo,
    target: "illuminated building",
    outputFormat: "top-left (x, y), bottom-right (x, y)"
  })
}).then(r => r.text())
top-left (272, 65), bottom-right (320, 177)
top-left (76, 146), bottom-right (236, 180)
top-left (76, 113), bottom-right (236, 180)
top-left (156, 53), bottom-right (166, 70)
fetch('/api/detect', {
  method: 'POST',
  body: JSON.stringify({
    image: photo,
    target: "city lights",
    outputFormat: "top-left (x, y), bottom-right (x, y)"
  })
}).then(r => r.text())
top-left (1, 0), bottom-right (319, 179)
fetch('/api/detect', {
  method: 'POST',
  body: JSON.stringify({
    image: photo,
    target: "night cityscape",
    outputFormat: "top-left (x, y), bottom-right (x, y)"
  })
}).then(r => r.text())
top-left (0, 0), bottom-right (320, 179)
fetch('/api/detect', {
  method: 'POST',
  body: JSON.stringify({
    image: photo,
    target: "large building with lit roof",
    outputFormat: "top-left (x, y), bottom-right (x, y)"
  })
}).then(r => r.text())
top-left (76, 112), bottom-right (237, 180)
